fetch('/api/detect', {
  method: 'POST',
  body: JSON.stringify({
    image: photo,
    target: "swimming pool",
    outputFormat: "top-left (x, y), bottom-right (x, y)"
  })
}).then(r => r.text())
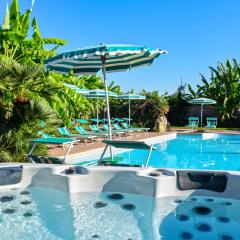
top-left (112, 134), bottom-right (240, 171)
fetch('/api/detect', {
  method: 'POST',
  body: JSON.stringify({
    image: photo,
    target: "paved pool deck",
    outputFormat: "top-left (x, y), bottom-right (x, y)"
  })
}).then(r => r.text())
top-left (47, 129), bottom-right (240, 163)
top-left (48, 132), bottom-right (174, 159)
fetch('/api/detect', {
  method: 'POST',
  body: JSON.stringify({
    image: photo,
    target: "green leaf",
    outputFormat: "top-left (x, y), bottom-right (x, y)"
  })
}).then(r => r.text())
top-left (19, 10), bottom-right (31, 37)
top-left (31, 17), bottom-right (42, 42)
top-left (2, 3), bottom-right (10, 30)
top-left (43, 38), bottom-right (67, 45)
top-left (9, 0), bottom-right (21, 32)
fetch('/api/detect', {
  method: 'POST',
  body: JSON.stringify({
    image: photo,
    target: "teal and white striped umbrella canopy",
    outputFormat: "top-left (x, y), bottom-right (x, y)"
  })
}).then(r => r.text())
top-left (118, 93), bottom-right (146, 125)
top-left (45, 44), bottom-right (167, 140)
top-left (64, 83), bottom-right (89, 94)
top-left (45, 44), bottom-right (167, 74)
top-left (85, 89), bottom-right (118, 98)
top-left (118, 93), bottom-right (146, 100)
top-left (190, 98), bottom-right (216, 105)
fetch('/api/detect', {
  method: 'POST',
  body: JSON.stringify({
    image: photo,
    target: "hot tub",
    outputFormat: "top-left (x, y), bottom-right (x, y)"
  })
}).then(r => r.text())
top-left (0, 164), bottom-right (238, 240)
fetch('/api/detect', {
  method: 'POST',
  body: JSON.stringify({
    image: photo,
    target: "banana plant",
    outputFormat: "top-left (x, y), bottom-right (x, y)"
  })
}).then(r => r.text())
top-left (188, 59), bottom-right (240, 120)
top-left (0, 0), bottom-right (66, 63)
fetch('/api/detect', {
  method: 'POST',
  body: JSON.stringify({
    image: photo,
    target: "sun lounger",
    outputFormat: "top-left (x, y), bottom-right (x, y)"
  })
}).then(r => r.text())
top-left (75, 126), bottom-right (108, 138)
top-left (205, 117), bottom-right (217, 128)
top-left (102, 124), bottom-right (125, 136)
top-left (37, 131), bottom-right (52, 138)
top-left (89, 124), bottom-right (118, 135)
top-left (121, 117), bottom-right (131, 123)
top-left (101, 118), bottom-right (114, 123)
top-left (75, 119), bottom-right (89, 124)
top-left (186, 117), bottom-right (199, 129)
top-left (58, 127), bottom-right (98, 144)
top-left (89, 118), bottom-right (103, 124)
top-left (113, 118), bottom-right (125, 123)
top-left (113, 123), bottom-right (134, 133)
top-left (121, 122), bottom-right (150, 133)
top-left (89, 124), bottom-right (107, 133)
top-left (28, 137), bottom-right (79, 163)
top-left (90, 124), bottom-right (123, 137)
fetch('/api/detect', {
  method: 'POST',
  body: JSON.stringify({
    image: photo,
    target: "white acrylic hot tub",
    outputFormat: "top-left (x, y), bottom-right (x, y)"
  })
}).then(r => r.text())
top-left (0, 163), bottom-right (238, 240)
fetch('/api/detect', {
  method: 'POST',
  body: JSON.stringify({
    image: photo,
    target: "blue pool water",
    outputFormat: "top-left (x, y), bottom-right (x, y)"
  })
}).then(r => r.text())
top-left (114, 134), bottom-right (240, 171)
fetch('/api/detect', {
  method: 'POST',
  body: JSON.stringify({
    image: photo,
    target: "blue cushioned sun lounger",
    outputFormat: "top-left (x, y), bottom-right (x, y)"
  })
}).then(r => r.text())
top-left (102, 124), bottom-right (125, 136)
top-left (75, 126), bottom-right (108, 138)
top-left (186, 117), bottom-right (199, 129)
top-left (75, 119), bottom-right (89, 124)
top-left (205, 117), bottom-right (217, 128)
top-left (58, 127), bottom-right (98, 144)
top-left (28, 137), bottom-right (79, 163)
top-left (121, 122), bottom-right (150, 133)
top-left (113, 123), bottom-right (134, 133)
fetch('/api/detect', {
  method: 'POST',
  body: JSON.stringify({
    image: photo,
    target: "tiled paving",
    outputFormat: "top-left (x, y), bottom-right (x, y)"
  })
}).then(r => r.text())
top-left (48, 132), bottom-right (169, 158)
top-left (47, 129), bottom-right (240, 158)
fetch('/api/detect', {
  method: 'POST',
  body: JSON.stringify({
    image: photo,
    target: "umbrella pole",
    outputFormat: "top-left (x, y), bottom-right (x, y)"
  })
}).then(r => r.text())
top-left (200, 104), bottom-right (203, 127)
top-left (129, 99), bottom-right (131, 126)
top-left (101, 56), bottom-right (112, 140)
top-left (96, 98), bottom-right (99, 127)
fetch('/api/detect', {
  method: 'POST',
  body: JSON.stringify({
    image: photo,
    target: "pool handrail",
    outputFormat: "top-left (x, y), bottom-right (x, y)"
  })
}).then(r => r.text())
top-left (98, 140), bottom-right (157, 168)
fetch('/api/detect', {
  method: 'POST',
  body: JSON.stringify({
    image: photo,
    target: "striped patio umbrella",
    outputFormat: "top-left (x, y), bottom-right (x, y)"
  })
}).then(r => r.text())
top-left (75, 119), bottom-right (88, 124)
top-left (64, 83), bottom-right (89, 94)
top-left (190, 98), bottom-right (216, 126)
top-left (85, 89), bottom-right (118, 126)
top-left (118, 93), bottom-right (146, 125)
top-left (45, 44), bottom-right (167, 139)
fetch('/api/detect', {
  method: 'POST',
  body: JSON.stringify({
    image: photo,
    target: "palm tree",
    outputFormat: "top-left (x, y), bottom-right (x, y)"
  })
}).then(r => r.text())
top-left (0, 59), bottom-right (93, 162)
top-left (133, 91), bottom-right (169, 130)
top-left (0, 100), bottom-right (61, 162)
top-left (0, 59), bottom-right (89, 126)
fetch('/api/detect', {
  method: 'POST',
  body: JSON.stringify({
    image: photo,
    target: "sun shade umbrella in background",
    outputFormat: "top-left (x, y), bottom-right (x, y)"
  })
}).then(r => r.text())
top-left (75, 119), bottom-right (89, 124)
top-left (64, 83), bottom-right (89, 121)
top-left (85, 89), bottom-right (118, 126)
top-left (190, 98), bottom-right (216, 127)
top-left (45, 44), bottom-right (167, 139)
top-left (118, 93), bottom-right (146, 126)
top-left (64, 83), bottom-right (89, 94)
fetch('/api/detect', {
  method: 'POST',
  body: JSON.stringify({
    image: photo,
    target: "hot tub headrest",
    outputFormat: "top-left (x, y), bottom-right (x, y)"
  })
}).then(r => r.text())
top-left (177, 171), bottom-right (228, 192)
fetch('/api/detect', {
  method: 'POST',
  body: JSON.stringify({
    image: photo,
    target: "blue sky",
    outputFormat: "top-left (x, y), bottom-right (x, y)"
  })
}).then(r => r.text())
top-left (1, 0), bottom-right (240, 94)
